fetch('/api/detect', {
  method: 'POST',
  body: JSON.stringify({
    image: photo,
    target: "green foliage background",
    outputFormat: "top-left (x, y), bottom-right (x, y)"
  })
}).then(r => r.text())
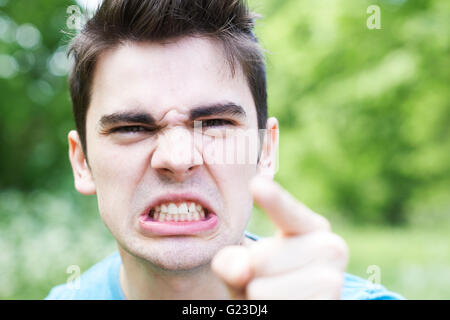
top-left (0, 0), bottom-right (449, 299)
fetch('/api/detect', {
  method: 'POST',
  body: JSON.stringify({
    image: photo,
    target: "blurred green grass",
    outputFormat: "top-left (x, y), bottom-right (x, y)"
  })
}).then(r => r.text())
top-left (338, 224), bottom-right (450, 300)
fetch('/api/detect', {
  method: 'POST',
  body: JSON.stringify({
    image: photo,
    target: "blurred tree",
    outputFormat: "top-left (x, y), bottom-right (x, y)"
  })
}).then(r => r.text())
top-left (0, 0), bottom-right (75, 191)
top-left (254, 0), bottom-right (450, 224)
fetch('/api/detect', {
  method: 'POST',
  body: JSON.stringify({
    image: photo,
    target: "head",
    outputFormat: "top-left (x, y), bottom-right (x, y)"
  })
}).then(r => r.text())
top-left (68, 0), bottom-right (278, 271)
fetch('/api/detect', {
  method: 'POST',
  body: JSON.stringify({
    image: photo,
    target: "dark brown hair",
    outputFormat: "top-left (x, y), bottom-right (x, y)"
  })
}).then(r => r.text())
top-left (68, 0), bottom-right (267, 157)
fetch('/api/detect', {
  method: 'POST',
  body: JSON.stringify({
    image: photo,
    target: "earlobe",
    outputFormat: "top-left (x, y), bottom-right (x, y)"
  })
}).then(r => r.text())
top-left (68, 130), bottom-right (96, 195)
top-left (256, 117), bottom-right (279, 179)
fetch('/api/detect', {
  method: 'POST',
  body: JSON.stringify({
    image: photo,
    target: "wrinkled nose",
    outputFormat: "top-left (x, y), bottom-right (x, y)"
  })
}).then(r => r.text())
top-left (150, 126), bottom-right (203, 182)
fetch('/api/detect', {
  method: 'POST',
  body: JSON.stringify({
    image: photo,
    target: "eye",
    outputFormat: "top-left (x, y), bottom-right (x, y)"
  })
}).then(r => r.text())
top-left (201, 119), bottom-right (234, 127)
top-left (111, 126), bottom-right (149, 133)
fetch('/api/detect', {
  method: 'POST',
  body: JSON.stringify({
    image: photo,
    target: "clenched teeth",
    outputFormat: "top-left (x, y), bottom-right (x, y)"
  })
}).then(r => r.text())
top-left (150, 201), bottom-right (207, 222)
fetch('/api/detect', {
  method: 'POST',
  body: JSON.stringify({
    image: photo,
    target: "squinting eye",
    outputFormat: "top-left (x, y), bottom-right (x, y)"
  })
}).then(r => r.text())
top-left (202, 119), bottom-right (234, 127)
top-left (111, 126), bottom-right (148, 133)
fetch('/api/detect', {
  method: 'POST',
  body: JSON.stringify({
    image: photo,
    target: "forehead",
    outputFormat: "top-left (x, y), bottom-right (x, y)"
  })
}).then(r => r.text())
top-left (88, 36), bottom-right (256, 122)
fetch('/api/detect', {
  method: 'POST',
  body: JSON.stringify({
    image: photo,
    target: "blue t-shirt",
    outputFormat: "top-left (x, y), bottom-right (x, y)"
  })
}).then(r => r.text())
top-left (45, 231), bottom-right (405, 300)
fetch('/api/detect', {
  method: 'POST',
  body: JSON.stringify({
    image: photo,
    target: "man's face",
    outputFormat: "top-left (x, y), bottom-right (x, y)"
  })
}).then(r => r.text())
top-left (79, 37), bottom-right (261, 270)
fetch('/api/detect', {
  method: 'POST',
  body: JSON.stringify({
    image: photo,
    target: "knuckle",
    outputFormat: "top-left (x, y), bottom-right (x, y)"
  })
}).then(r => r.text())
top-left (320, 268), bottom-right (344, 294)
top-left (329, 233), bottom-right (350, 261)
top-left (315, 215), bottom-right (331, 232)
top-left (315, 233), bottom-right (349, 267)
top-left (328, 271), bottom-right (344, 299)
top-left (330, 270), bottom-right (344, 288)
top-left (306, 267), bottom-right (344, 299)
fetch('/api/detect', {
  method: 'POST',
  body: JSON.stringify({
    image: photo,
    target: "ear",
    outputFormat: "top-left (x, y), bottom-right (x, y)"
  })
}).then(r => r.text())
top-left (256, 117), bottom-right (279, 179)
top-left (68, 130), bottom-right (96, 195)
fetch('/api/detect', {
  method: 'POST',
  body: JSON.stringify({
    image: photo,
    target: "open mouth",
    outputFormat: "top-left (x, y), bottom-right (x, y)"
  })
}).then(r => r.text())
top-left (145, 201), bottom-right (212, 222)
top-left (138, 195), bottom-right (219, 236)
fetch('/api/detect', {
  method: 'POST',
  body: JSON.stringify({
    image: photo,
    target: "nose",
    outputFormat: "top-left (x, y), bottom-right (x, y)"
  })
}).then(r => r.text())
top-left (151, 126), bottom-right (203, 181)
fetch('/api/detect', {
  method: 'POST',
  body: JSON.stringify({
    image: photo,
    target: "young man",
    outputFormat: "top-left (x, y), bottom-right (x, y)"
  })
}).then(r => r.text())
top-left (46, 0), bottom-right (403, 299)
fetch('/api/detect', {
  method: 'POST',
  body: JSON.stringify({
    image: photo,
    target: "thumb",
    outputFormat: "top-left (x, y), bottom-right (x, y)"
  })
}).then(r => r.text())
top-left (211, 245), bottom-right (252, 299)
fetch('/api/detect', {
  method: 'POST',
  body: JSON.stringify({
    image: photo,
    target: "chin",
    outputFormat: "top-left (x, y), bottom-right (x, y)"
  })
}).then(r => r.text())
top-left (151, 255), bottom-right (212, 272)
top-left (123, 236), bottom-right (223, 272)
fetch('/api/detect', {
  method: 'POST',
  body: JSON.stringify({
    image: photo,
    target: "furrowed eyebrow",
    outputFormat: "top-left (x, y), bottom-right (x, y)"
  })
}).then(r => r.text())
top-left (189, 102), bottom-right (246, 120)
top-left (98, 102), bottom-right (246, 129)
top-left (98, 111), bottom-right (157, 128)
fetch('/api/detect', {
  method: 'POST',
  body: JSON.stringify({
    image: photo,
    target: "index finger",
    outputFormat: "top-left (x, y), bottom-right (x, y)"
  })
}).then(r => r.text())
top-left (249, 175), bottom-right (330, 236)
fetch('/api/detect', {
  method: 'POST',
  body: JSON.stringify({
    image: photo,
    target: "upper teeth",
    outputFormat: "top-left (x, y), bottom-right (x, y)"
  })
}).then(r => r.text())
top-left (152, 202), bottom-right (206, 221)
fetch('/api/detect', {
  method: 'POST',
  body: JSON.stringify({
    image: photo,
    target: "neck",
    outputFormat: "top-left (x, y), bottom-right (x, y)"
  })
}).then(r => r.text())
top-left (119, 235), bottom-right (251, 300)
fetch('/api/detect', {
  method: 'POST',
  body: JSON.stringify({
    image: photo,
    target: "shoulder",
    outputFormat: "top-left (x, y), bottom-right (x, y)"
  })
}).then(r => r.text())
top-left (44, 251), bottom-right (124, 300)
top-left (342, 273), bottom-right (405, 300)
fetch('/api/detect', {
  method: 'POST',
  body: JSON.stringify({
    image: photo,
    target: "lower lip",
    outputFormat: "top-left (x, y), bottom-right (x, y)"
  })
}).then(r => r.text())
top-left (138, 213), bottom-right (218, 236)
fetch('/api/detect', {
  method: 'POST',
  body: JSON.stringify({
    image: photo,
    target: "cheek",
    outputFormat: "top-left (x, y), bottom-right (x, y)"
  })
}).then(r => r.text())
top-left (89, 143), bottom-right (150, 220)
top-left (202, 134), bottom-right (257, 223)
top-left (211, 163), bottom-right (256, 225)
